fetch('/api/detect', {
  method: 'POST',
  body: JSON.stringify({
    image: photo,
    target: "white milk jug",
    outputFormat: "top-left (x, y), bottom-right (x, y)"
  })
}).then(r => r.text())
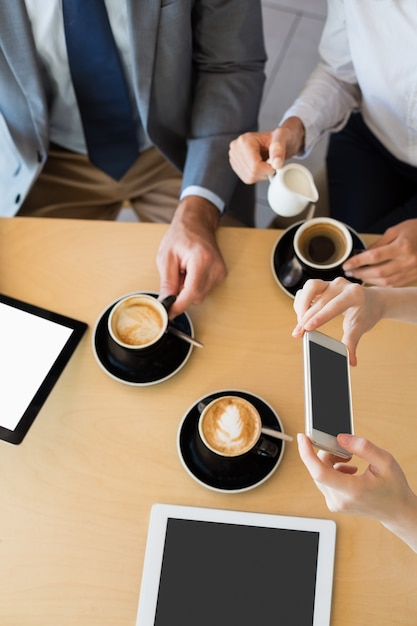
top-left (268, 163), bottom-right (319, 217)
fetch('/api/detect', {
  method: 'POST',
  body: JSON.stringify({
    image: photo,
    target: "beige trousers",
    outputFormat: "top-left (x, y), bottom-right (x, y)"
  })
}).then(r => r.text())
top-left (19, 144), bottom-right (245, 226)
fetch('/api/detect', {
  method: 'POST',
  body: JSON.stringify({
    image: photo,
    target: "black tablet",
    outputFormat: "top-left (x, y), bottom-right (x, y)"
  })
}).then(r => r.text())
top-left (136, 504), bottom-right (336, 626)
top-left (0, 294), bottom-right (87, 444)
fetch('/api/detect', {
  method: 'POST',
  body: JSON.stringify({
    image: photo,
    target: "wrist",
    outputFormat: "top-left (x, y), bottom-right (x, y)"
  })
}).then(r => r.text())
top-left (369, 287), bottom-right (390, 324)
top-left (381, 490), bottom-right (417, 553)
top-left (280, 116), bottom-right (306, 154)
top-left (175, 196), bottom-right (221, 232)
top-left (376, 287), bottom-right (417, 324)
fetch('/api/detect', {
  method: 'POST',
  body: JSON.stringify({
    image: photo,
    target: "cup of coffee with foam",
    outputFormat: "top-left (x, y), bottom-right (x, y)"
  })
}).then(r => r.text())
top-left (293, 217), bottom-right (353, 272)
top-left (197, 396), bottom-right (278, 468)
top-left (107, 293), bottom-right (169, 365)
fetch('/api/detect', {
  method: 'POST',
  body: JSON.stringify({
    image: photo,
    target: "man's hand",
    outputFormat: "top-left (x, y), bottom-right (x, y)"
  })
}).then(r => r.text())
top-left (157, 196), bottom-right (227, 317)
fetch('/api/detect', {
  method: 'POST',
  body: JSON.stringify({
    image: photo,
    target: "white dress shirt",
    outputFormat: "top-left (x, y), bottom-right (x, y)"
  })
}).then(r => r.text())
top-left (23, 0), bottom-right (223, 210)
top-left (24, 0), bottom-right (142, 154)
top-left (282, 0), bottom-right (417, 166)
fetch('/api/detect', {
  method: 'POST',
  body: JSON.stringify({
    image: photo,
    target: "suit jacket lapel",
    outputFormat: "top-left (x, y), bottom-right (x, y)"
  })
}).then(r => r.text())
top-left (0, 0), bottom-right (48, 135)
top-left (126, 0), bottom-right (160, 130)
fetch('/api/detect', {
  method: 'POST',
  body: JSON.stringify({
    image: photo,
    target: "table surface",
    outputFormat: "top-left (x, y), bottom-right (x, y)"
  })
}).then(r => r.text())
top-left (0, 217), bottom-right (416, 626)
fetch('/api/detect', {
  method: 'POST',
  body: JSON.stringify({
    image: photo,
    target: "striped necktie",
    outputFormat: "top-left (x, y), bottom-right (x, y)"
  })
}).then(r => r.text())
top-left (63, 0), bottom-right (139, 180)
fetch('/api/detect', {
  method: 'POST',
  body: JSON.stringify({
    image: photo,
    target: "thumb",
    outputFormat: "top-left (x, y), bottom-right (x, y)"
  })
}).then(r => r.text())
top-left (268, 128), bottom-right (287, 170)
top-left (158, 268), bottom-right (183, 318)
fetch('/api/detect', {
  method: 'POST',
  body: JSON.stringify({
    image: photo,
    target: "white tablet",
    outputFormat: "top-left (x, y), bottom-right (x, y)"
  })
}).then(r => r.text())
top-left (136, 504), bottom-right (336, 626)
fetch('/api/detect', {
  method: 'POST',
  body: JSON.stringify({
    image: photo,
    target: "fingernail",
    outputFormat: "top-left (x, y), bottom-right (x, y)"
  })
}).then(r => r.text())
top-left (344, 271), bottom-right (353, 277)
top-left (292, 323), bottom-right (303, 337)
top-left (337, 433), bottom-right (352, 445)
top-left (271, 158), bottom-right (282, 170)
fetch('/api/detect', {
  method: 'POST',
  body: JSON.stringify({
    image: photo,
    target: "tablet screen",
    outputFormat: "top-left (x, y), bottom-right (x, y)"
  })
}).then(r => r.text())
top-left (0, 294), bottom-right (87, 444)
top-left (156, 519), bottom-right (318, 624)
top-left (137, 505), bottom-right (336, 626)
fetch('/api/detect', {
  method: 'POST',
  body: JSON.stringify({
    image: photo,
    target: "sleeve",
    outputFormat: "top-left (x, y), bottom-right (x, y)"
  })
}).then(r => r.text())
top-left (280, 0), bottom-right (362, 156)
top-left (180, 0), bottom-right (267, 209)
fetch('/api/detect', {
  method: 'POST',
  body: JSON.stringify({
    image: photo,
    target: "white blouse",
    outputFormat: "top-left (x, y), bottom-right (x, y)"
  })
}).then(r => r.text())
top-left (282, 0), bottom-right (417, 166)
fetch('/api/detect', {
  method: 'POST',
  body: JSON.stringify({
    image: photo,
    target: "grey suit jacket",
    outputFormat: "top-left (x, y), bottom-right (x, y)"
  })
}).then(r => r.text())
top-left (0, 0), bottom-right (266, 220)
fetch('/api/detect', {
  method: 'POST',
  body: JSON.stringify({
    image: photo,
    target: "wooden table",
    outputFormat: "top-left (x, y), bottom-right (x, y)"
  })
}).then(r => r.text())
top-left (0, 217), bottom-right (416, 625)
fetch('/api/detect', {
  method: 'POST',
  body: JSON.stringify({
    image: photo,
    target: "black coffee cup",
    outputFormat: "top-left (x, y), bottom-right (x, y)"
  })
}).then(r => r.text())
top-left (195, 396), bottom-right (279, 474)
top-left (293, 217), bottom-right (353, 272)
top-left (106, 293), bottom-right (170, 368)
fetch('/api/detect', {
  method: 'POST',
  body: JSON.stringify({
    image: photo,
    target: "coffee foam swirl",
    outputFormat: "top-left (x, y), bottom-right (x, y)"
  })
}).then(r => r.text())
top-left (216, 404), bottom-right (247, 451)
top-left (201, 397), bottom-right (261, 456)
top-left (114, 301), bottom-right (164, 346)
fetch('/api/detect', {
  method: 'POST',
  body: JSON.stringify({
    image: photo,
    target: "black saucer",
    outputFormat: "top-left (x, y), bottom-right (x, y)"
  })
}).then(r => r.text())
top-left (271, 221), bottom-right (366, 298)
top-left (93, 294), bottom-right (194, 386)
top-left (177, 390), bottom-right (286, 493)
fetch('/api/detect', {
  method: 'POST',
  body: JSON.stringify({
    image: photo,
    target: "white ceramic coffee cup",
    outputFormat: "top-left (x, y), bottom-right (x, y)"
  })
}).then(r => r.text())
top-left (268, 163), bottom-right (319, 217)
top-left (293, 217), bottom-right (353, 271)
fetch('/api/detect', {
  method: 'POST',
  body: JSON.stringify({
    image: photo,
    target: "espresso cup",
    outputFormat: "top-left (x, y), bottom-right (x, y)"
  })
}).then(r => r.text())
top-left (108, 293), bottom-right (168, 349)
top-left (105, 293), bottom-right (170, 370)
top-left (198, 396), bottom-right (278, 460)
top-left (293, 217), bottom-right (353, 271)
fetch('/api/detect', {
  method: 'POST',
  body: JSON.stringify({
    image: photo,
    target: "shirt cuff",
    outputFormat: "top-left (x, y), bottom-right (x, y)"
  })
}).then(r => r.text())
top-left (180, 186), bottom-right (225, 213)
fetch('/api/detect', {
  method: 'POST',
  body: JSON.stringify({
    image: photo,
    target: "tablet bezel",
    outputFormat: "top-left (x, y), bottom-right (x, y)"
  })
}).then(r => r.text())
top-left (0, 293), bottom-right (87, 444)
top-left (136, 503), bottom-right (336, 625)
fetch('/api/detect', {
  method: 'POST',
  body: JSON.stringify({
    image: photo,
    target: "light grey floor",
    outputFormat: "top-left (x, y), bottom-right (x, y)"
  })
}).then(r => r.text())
top-left (119, 0), bottom-right (328, 227)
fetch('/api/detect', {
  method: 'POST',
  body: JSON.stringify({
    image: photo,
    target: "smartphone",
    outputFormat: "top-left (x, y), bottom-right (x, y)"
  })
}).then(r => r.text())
top-left (303, 330), bottom-right (354, 459)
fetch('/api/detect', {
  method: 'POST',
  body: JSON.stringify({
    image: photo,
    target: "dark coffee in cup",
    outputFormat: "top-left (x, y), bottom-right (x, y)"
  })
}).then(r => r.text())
top-left (199, 396), bottom-right (262, 457)
top-left (294, 217), bottom-right (352, 270)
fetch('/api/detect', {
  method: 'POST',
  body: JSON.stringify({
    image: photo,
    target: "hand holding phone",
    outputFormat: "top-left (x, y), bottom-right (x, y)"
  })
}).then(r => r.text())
top-left (303, 330), bottom-right (354, 459)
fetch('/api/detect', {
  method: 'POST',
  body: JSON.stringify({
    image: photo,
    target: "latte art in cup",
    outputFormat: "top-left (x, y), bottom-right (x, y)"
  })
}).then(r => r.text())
top-left (108, 294), bottom-right (167, 349)
top-left (199, 396), bottom-right (262, 457)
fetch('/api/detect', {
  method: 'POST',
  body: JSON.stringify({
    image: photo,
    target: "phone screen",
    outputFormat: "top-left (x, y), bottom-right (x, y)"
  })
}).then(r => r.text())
top-left (308, 341), bottom-right (352, 436)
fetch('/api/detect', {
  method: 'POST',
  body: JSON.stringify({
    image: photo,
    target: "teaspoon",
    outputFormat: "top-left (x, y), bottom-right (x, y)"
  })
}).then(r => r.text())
top-left (159, 295), bottom-right (204, 348)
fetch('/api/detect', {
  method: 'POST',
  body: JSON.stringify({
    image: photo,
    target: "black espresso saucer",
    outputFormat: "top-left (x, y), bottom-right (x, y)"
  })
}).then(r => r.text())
top-left (177, 390), bottom-right (286, 493)
top-left (93, 293), bottom-right (194, 386)
top-left (271, 221), bottom-right (366, 298)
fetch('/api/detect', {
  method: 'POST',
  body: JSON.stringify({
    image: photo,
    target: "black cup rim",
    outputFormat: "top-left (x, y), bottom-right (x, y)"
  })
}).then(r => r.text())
top-left (293, 218), bottom-right (353, 271)
top-left (271, 221), bottom-right (366, 298)
top-left (177, 389), bottom-right (286, 493)
top-left (92, 292), bottom-right (194, 385)
top-left (108, 293), bottom-right (168, 351)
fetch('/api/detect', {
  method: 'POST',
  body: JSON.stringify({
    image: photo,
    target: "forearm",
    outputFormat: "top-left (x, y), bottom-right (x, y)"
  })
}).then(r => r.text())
top-left (372, 287), bottom-right (417, 325)
top-left (381, 491), bottom-right (417, 553)
top-left (281, 64), bottom-right (361, 156)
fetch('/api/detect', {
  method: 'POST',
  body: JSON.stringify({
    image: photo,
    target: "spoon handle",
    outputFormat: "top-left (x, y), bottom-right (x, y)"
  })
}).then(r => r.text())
top-left (261, 427), bottom-right (293, 442)
top-left (167, 325), bottom-right (204, 348)
top-left (160, 294), bottom-right (204, 348)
